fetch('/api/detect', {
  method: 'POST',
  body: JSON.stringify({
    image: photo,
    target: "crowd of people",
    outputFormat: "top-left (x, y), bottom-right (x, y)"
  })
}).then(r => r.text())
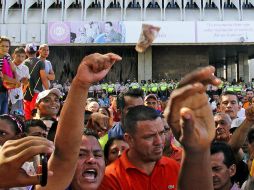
top-left (1, 35), bottom-right (254, 190)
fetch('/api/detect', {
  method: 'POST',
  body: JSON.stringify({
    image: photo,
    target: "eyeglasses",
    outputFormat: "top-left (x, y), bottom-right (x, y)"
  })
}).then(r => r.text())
top-left (146, 101), bottom-right (157, 105)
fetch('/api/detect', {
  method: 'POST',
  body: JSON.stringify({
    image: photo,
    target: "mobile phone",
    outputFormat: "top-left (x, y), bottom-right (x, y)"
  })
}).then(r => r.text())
top-left (33, 154), bottom-right (48, 186)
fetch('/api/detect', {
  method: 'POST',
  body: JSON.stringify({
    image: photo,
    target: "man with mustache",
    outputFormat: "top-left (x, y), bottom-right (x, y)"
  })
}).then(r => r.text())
top-left (211, 142), bottom-right (240, 190)
top-left (68, 128), bottom-right (105, 190)
top-left (100, 105), bottom-right (179, 190)
top-left (214, 113), bottom-right (232, 142)
top-left (219, 91), bottom-right (244, 128)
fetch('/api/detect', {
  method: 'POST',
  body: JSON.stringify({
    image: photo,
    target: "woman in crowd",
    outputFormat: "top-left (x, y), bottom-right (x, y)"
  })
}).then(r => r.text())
top-left (104, 136), bottom-right (129, 165)
top-left (97, 106), bottom-right (113, 149)
top-left (0, 114), bottom-right (25, 146)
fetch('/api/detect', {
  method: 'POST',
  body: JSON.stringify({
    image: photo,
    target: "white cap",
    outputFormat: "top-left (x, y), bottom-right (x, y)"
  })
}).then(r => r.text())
top-left (36, 88), bottom-right (61, 104)
top-left (25, 43), bottom-right (37, 53)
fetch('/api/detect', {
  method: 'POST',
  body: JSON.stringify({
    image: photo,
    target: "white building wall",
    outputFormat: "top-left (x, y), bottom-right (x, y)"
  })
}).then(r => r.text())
top-left (0, 0), bottom-right (254, 45)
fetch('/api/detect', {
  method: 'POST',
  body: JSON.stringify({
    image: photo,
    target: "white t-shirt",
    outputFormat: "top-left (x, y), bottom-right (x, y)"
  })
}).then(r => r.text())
top-left (9, 63), bottom-right (30, 104)
top-left (231, 117), bottom-right (245, 128)
top-left (237, 108), bottom-right (246, 118)
top-left (45, 60), bottom-right (53, 88)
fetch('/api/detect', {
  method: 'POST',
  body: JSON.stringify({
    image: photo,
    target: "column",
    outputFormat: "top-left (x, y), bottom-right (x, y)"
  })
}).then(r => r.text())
top-left (242, 53), bottom-right (249, 82)
top-left (238, 53), bottom-right (244, 81)
top-left (227, 59), bottom-right (232, 82)
top-left (226, 57), bottom-right (237, 82)
top-left (138, 47), bottom-right (152, 82)
top-left (238, 53), bottom-right (249, 82)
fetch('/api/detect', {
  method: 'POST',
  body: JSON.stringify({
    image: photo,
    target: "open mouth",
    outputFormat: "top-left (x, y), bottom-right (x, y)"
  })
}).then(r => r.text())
top-left (213, 180), bottom-right (220, 186)
top-left (82, 169), bottom-right (98, 181)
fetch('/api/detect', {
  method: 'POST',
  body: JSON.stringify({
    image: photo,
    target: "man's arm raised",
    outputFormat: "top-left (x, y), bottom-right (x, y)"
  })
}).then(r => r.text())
top-left (36, 53), bottom-right (122, 190)
top-left (164, 66), bottom-right (221, 190)
top-left (228, 105), bottom-right (254, 156)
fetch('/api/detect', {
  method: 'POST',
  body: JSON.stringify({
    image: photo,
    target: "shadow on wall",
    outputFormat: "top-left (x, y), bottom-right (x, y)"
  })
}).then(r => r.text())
top-left (48, 46), bottom-right (138, 83)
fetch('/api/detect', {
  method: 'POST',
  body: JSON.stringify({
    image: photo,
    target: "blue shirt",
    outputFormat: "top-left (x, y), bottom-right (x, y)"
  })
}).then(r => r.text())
top-left (108, 122), bottom-right (124, 139)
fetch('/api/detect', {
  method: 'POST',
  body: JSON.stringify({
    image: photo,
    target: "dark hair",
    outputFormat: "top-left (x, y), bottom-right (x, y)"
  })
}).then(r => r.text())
top-left (246, 89), bottom-right (253, 93)
top-left (220, 91), bottom-right (239, 104)
top-left (211, 141), bottom-right (236, 168)
top-left (84, 110), bottom-right (93, 125)
top-left (124, 105), bottom-right (160, 135)
top-left (14, 47), bottom-right (26, 55)
top-left (104, 136), bottom-right (125, 160)
top-left (105, 21), bottom-right (113, 27)
top-left (0, 114), bottom-right (24, 134)
top-left (247, 128), bottom-right (254, 144)
top-left (117, 88), bottom-right (143, 111)
top-left (24, 119), bottom-right (47, 133)
top-left (0, 36), bottom-right (11, 45)
top-left (83, 128), bottom-right (99, 139)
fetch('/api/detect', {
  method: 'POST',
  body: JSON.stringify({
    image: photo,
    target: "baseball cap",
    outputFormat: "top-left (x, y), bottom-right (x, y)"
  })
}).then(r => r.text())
top-left (25, 43), bottom-right (37, 53)
top-left (36, 88), bottom-right (61, 104)
top-left (144, 94), bottom-right (158, 101)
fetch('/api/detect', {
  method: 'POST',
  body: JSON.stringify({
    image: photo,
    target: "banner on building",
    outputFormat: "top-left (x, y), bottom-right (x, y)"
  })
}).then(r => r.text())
top-left (48, 21), bottom-right (126, 44)
top-left (48, 21), bottom-right (254, 44)
top-left (48, 21), bottom-right (196, 44)
top-left (197, 21), bottom-right (254, 43)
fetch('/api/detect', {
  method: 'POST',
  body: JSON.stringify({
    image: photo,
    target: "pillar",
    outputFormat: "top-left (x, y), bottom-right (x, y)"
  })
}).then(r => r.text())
top-left (138, 47), bottom-right (152, 82)
top-left (238, 53), bottom-right (249, 82)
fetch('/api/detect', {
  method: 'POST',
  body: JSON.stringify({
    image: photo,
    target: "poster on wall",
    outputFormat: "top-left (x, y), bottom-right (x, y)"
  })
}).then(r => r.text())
top-left (49, 21), bottom-right (254, 44)
top-left (48, 21), bottom-right (196, 44)
top-left (48, 21), bottom-right (126, 44)
top-left (197, 21), bottom-right (254, 43)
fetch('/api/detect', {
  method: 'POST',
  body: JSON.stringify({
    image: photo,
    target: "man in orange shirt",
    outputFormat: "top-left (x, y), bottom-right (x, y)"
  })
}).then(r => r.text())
top-left (243, 89), bottom-right (254, 109)
top-left (100, 105), bottom-right (179, 190)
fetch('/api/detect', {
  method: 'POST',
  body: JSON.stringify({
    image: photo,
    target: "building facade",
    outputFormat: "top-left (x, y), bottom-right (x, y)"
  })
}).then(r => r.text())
top-left (1, 0), bottom-right (254, 82)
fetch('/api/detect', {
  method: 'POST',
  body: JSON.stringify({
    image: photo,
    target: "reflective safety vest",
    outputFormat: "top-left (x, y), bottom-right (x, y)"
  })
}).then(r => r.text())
top-left (101, 83), bottom-right (108, 91)
top-left (131, 83), bottom-right (139, 89)
top-left (160, 83), bottom-right (167, 91)
top-left (233, 85), bottom-right (242, 92)
top-left (141, 84), bottom-right (148, 92)
top-left (107, 85), bottom-right (115, 93)
top-left (226, 86), bottom-right (234, 92)
top-left (150, 84), bottom-right (158, 92)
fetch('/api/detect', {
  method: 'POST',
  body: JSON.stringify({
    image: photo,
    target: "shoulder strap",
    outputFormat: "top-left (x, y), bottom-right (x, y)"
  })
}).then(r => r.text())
top-left (30, 60), bottom-right (41, 76)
